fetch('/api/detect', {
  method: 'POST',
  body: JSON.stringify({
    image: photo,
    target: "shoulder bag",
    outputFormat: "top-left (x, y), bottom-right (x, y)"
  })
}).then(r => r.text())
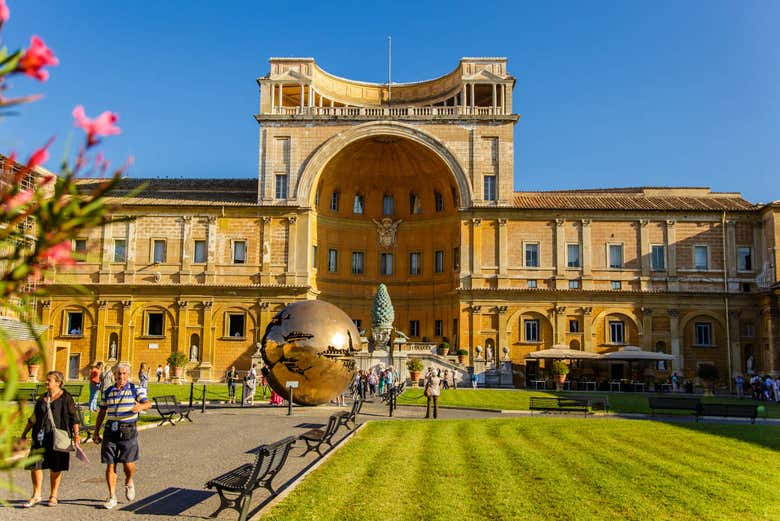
top-left (45, 396), bottom-right (74, 452)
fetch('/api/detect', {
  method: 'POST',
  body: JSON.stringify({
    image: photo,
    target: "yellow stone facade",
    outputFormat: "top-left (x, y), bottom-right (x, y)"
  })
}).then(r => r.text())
top-left (39, 57), bottom-right (780, 385)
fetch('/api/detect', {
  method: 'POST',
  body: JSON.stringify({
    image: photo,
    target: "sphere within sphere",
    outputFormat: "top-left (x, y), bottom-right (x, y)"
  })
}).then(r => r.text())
top-left (260, 300), bottom-right (358, 405)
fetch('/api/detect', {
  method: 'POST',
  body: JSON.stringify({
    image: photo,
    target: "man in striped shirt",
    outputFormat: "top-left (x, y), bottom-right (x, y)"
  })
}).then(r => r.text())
top-left (93, 363), bottom-right (151, 509)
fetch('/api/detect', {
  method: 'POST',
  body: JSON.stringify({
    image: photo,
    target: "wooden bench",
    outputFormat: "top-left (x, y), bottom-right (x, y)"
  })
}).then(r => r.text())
top-left (299, 415), bottom-right (341, 457)
top-left (74, 405), bottom-right (95, 442)
top-left (63, 383), bottom-right (84, 403)
top-left (647, 397), bottom-right (700, 415)
top-left (152, 395), bottom-right (193, 426)
top-left (529, 397), bottom-right (591, 416)
top-left (567, 394), bottom-right (610, 413)
top-left (205, 436), bottom-right (296, 521)
top-left (334, 398), bottom-right (363, 431)
top-left (696, 403), bottom-right (759, 424)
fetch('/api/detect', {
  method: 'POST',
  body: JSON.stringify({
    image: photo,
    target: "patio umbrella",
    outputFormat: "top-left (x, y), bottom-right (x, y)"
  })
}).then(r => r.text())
top-left (526, 344), bottom-right (602, 360)
top-left (601, 345), bottom-right (674, 361)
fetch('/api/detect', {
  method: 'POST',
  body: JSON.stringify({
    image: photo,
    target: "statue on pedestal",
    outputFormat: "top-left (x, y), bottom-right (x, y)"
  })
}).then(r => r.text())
top-left (190, 343), bottom-right (199, 362)
top-left (109, 340), bottom-right (117, 360)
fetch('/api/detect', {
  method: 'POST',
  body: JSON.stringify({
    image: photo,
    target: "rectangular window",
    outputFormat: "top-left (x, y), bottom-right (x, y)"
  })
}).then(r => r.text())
top-left (228, 313), bottom-right (245, 338)
top-left (193, 240), bottom-right (207, 263)
top-left (312, 245), bottom-right (317, 268)
top-left (524, 319), bottom-right (540, 342)
top-left (608, 244), bottom-right (623, 269)
top-left (66, 311), bottom-right (83, 336)
top-left (113, 239), bottom-right (127, 263)
top-left (483, 175), bottom-right (496, 201)
top-left (409, 193), bottom-right (422, 214)
top-left (409, 252), bottom-right (421, 275)
top-left (434, 320), bottom-right (443, 337)
top-left (435, 250), bottom-right (444, 273)
top-left (609, 321), bottom-right (625, 344)
top-left (651, 245), bottom-right (665, 271)
top-left (435, 191), bottom-right (444, 212)
top-left (737, 247), bottom-right (752, 271)
top-left (525, 243), bottom-right (539, 268)
top-left (409, 320), bottom-right (420, 337)
top-left (568, 279), bottom-right (580, 289)
top-left (567, 244), bottom-right (580, 268)
top-left (153, 240), bottom-right (166, 264)
top-left (275, 174), bottom-right (288, 199)
top-left (147, 312), bottom-right (164, 336)
top-left (743, 323), bottom-right (755, 338)
top-left (73, 238), bottom-right (87, 262)
top-left (351, 251), bottom-right (364, 274)
top-left (453, 247), bottom-right (460, 271)
top-left (694, 245), bottom-right (709, 270)
top-left (383, 194), bottom-right (394, 215)
top-left (330, 191), bottom-right (339, 211)
top-left (232, 240), bottom-right (247, 264)
top-left (328, 249), bottom-right (338, 273)
top-left (353, 194), bottom-right (364, 214)
top-left (527, 279), bottom-right (538, 289)
top-left (569, 319), bottom-right (579, 333)
top-left (380, 253), bottom-right (393, 275)
top-left (611, 280), bottom-right (622, 290)
top-left (694, 322), bottom-right (712, 346)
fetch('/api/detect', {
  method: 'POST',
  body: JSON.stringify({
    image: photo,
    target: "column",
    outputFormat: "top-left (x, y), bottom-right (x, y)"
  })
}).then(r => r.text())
top-left (471, 218), bottom-right (482, 277)
top-left (554, 306), bottom-right (566, 345)
top-left (206, 216), bottom-right (217, 284)
top-left (461, 85), bottom-right (466, 111)
top-left (726, 220), bottom-right (737, 284)
top-left (126, 217), bottom-right (136, 283)
top-left (179, 216), bottom-right (192, 283)
top-left (582, 307), bottom-right (593, 352)
top-left (99, 221), bottom-right (111, 282)
top-left (554, 218), bottom-right (566, 287)
top-left (640, 307), bottom-right (652, 350)
top-left (202, 301), bottom-right (215, 369)
top-left (492, 83), bottom-right (497, 113)
top-left (763, 308), bottom-right (778, 376)
top-left (176, 299), bottom-right (188, 355)
top-left (278, 83), bottom-right (283, 108)
top-left (260, 217), bottom-right (272, 285)
top-left (728, 310), bottom-right (741, 380)
top-left (497, 219), bottom-right (508, 276)
top-left (286, 216), bottom-right (297, 285)
top-left (120, 301), bottom-right (133, 368)
top-left (469, 83), bottom-right (475, 109)
top-left (269, 82), bottom-right (274, 112)
top-left (497, 307), bottom-right (509, 360)
top-left (94, 300), bottom-right (107, 363)
top-left (669, 309), bottom-right (682, 373)
top-left (639, 219), bottom-right (650, 290)
top-left (39, 300), bottom-right (53, 362)
top-left (581, 219), bottom-right (592, 289)
top-left (299, 84), bottom-right (304, 109)
top-left (666, 220), bottom-right (678, 291)
top-left (752, 222), bottom-right (764, 277)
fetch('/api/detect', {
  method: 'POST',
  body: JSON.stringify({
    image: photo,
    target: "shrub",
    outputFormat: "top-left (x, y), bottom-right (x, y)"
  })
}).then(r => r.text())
top-left (26, 351), bottom-right (43, 366)
top-left (697, 364), bottom-right (718, 381)
top-left (551, 360), bottom-right (569, 376)
top-left (406, 358), bottom-right (423, 372)
top-left (457, 348), bottom-right (469, 356)
top-left (166, 352), bottom-right (189, 368)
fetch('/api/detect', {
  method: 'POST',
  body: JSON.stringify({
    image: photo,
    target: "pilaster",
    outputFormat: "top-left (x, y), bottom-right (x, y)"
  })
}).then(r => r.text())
top-left (471, 218), bottom-right (482, 277)
top-left (554, 218), bottom-right (566, 287)
top-left (666, 220), bottom-right (678, 291)
top-left (668, 309), bottom-right (682, 373)
top-left (640, 307), bottom-right (652, 350)
top-left (581, 220), bottom-right (592, 289)
top-left (94, 300), bottom-right (107, 363)
top-left (206, 216), bottom-right (217, 284)
top-left (120, 301), bottom-right (133, 368)
top-left (179, 216), bottom-right (192, 284)
top-left (639, 219), bottom-right (650, 290)
top-left (497, 218), bottom-right (508, 277)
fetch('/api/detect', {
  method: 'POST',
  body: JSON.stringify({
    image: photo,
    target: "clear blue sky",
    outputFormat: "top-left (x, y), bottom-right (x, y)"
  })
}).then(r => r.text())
top-left (1, 1), bottom-right (777, 202)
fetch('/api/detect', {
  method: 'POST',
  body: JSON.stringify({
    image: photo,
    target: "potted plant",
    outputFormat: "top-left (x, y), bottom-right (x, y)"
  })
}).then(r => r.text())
top-left (167, 352), bottom-right (189, 378)
top-left (26, 352), bottom-right (43, 382)
top-left (697, 364), bottom-right (719, 396)
top-left (438, 342), bottom-right (450, 356)
top-left (551, 360), bottom-right (569, 389)
top-left (406, 358), bottom-right (424, 386)
top-left (457, 348), bottom-right (469, 365)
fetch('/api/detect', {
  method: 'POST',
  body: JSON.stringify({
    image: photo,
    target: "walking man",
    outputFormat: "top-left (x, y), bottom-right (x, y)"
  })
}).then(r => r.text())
top-left (424, 368), bottom-right (441, 419)
top-left (88, 362), bottom-right (103, 411)
top-left (93, 363), bottom-right (151, 509)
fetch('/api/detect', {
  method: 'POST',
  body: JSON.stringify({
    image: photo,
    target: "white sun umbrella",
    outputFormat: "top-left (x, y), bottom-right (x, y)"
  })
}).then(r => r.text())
top-left (526, 344), bottom-right (602, 360)
top-left (601, 345), bottom-right (674, 361)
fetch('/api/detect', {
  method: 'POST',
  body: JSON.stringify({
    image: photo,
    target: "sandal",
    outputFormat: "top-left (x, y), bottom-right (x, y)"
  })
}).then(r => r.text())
top-left (47, 496), bottom-right (58, 507)
top-left (22, 496), bottom-right (42, 508)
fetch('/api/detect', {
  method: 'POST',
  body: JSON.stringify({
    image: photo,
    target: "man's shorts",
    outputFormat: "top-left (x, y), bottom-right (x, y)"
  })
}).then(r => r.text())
top-left (101, 433), bottom-right (140, 464)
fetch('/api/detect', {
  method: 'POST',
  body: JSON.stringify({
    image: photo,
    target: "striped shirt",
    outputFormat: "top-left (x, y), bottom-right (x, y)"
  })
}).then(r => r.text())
top-left (99, 382), bottom-right (148, 423)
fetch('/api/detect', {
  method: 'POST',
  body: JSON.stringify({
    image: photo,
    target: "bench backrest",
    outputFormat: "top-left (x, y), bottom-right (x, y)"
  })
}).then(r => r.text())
top-left (349, 398), bottom-right (363, 419)
top-left (648, 397), bottom-right (700, 409)
top-left (63, 384), bottom-right (84, 399)
top-left (699, 403), bottom-right (757, 417)
top-left (252, 436), bottom-right (297, 488)
top-left (322, 415), bottom-right (341, 442)
top-left (530, 397), bottom-right (559, 407)
top-left (558, 398), bottom-right (589, 407)
top-left (153, 395), bottom-right (179, 412)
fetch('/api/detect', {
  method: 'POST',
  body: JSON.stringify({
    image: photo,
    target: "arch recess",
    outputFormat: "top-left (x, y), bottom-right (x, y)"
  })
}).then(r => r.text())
top-left (296, 121), bottom-right (473, 208)
top-left (591, 309), bottom-right (643, 338)
top-left (678, 311), bottom-right (725, 334)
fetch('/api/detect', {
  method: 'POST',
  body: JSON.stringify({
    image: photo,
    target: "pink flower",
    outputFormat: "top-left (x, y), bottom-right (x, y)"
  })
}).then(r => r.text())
top-left (0, 0), bottom-right (10, 24)
top-left (2, 189), bottom-right (33, 213)
top-left (17, 36), bottom-right (59, 82)
top-left (72, 105), bottom-right (120, 146)
top-left (26, 137), bottom-right (54, 169)
top-left (40, 241), bottom-right (75, 267)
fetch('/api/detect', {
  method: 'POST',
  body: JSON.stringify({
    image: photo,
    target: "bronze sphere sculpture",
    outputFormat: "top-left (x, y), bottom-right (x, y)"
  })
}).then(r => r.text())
top-left (260, 300), bottom-right (358, 405)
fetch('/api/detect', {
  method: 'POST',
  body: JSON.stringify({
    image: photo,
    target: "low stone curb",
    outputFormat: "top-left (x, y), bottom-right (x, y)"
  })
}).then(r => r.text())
top-left (250, 422), bottom-right (367, 520)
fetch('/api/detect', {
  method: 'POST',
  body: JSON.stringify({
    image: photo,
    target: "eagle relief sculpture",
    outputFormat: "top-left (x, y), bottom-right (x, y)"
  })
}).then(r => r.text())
top-left (373, 218), bottom-right (402, 249)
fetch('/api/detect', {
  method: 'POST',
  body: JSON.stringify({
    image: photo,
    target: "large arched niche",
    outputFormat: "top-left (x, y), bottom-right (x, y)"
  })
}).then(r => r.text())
top-left (296, 121), bottom-right (472, 208)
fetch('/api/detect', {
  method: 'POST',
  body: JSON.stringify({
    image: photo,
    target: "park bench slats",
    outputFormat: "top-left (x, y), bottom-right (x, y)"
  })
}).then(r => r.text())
top-left (567, 395), bottom-right (609, 412)
top-left (205, 435), bottom-right (296, 521)
top-left (530, 397), bottom-right (592, 416)
top-left (647, 397), bottom-right (700, 415)
top-left (334, 398), bottom-right (362, 430)
top-left (696, 403), bottom-right (758, 424)
top-left (75, 405), bottom-right (95, 442)
top-left (299, 415), bottom-right (341, 457)
top-left (153, 395), bottom-right (193, 426)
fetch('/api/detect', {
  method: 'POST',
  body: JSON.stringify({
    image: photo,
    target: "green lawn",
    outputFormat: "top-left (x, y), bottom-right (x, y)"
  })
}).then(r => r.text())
top-left (263, 418), bottom-right (780, 521)
top-left (397, 388), bottom-right (780, 418)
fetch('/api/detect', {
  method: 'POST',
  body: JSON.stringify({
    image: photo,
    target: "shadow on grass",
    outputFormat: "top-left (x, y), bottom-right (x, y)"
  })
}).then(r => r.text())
top-left (660, 420), bottom-right (780, 452)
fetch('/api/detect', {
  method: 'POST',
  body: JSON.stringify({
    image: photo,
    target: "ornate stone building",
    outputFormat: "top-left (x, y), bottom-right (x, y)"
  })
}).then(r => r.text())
top-left (40, 57), bottom-right (780, 384)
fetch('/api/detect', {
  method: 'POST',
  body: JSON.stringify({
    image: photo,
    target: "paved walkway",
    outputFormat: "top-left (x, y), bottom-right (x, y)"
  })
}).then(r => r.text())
top-left (2, 399), bottom-right (498, 521)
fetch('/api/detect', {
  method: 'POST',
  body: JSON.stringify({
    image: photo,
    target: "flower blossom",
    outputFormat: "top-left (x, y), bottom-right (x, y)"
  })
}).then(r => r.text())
top-left (0, 0), bottom-right (9, 24)
top-left (72, 105), bottom-right (121, 146)
top-left (39, 241), bottom-right (75, 267)
top-left (2, 189), bottom-right (33, 213)
top-left (17, 36), bottom-right (59, 82)
top-left (26, 137), bottom-right (54, 169)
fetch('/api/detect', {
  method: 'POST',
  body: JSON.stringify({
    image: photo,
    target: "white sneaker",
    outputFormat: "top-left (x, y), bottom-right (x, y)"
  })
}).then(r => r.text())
top-left (125, 482), bottom-right (135, 501)
top-left (104, 496), bottom-right (117, 509)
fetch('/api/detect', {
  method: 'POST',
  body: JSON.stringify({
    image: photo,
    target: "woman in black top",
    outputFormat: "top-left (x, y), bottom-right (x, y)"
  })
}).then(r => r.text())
top-left (19, 370), bottom-right (80, 508)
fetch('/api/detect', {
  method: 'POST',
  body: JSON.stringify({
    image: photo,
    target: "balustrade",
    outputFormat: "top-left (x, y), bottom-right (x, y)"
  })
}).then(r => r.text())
top-left (267, 105), bottom-right (505, 117)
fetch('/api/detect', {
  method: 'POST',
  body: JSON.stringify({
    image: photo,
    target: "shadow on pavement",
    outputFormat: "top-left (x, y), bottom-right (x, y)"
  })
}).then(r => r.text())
top-left (119, 487), bottom-right (214, 516)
